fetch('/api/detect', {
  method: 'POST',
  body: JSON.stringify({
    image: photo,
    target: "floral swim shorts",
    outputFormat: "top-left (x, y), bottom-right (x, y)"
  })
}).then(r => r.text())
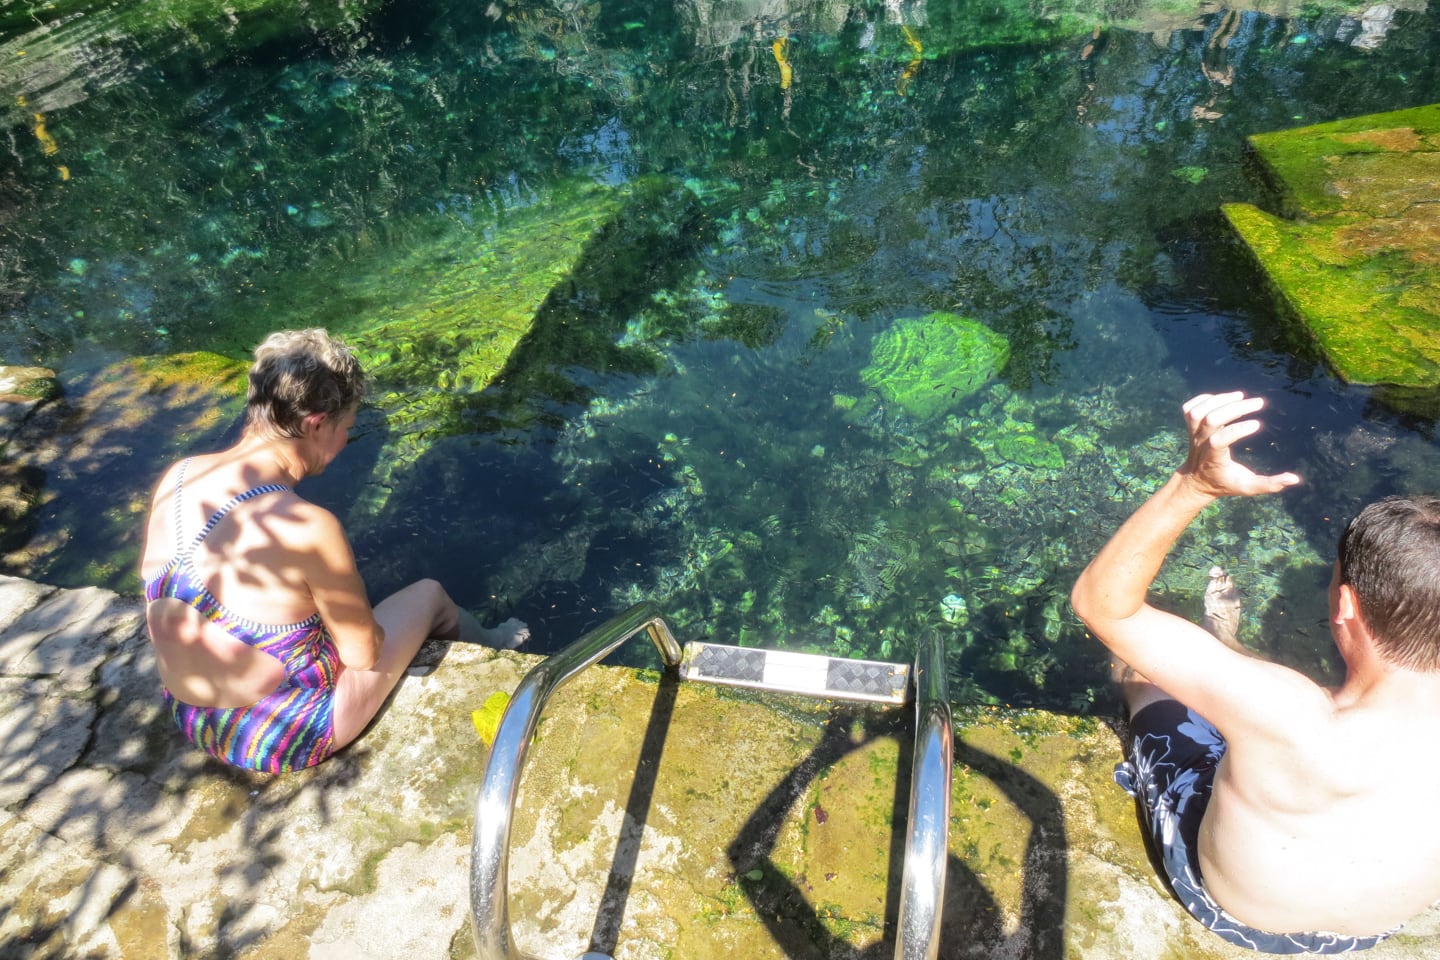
top-left (1114, 699), bottom-right (1394, 954)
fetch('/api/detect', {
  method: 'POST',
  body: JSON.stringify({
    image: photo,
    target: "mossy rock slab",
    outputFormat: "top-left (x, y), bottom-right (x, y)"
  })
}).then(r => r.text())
top-left (860, 312), bottom-right (1010, 421)
top-left (307, 178), bottom-right (630, 402)
top-left (329, 176), bottom-right (701, 521)
top-left (1223, 103), bottom-right (1440, 387)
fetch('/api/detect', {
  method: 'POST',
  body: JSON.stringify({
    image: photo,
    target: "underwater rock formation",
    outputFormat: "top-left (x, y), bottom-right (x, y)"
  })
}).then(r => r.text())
top-left (339, 175), bottom-right (707, 524)
top-left (344, 178), bottom-right (628, 413)
top-left (1222, 103), bottom-right (1440, 389)
top-left (860, 312), bottom-right (1010, 421)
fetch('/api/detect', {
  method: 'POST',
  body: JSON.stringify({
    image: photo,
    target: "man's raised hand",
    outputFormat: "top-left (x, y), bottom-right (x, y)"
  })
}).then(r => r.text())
top-left (1179, 391), bottom-right (1302, 498)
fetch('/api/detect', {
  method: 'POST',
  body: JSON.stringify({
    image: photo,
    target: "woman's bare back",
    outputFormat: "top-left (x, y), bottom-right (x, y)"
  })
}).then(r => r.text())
top-left (142, 452), bottom-right (322, 707)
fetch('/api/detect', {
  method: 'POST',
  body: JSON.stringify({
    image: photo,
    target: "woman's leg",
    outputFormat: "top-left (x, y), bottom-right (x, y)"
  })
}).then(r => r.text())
top-left (329, 578), bottom-right (458, 750)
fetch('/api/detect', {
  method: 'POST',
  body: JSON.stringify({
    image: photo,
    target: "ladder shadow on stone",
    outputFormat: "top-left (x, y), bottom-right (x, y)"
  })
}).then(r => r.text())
top-left (724, 705), bottom-right (914, 958)
top-left (937, 741), bottom-right (1069, 960)
top-left (724, 719), bottom-right (1069, 960)
top-left (583, 671), bottom-right (682, 958)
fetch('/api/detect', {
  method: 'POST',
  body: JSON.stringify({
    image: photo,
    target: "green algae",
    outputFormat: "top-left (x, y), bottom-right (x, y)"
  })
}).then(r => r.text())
top-left (1225, 104), bottom-right (1440, 388)
top-left (859, 312), bottom-right (1010, 421)
top-left (345, 178), bottom-right (626, 396)
top-left (1223, 203), bottom-right (1440, 387)
top-left (1246, 104), bottom-right (1440, 219)
top-left (202, 176), bottom-right (626, 395)
top-left (3, 370), bottom-right (60, 402)
top-left (992, 430), bottom-right (1065, 470)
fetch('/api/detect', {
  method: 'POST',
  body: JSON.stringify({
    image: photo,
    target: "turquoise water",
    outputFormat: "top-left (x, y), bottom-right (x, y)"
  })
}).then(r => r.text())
top-left (2, 0), bottom-right (1438, 711)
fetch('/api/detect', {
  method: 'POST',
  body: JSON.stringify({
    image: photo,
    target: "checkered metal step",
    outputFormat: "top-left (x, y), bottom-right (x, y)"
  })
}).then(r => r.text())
top-left (679, 642), bottom-right (910, 704)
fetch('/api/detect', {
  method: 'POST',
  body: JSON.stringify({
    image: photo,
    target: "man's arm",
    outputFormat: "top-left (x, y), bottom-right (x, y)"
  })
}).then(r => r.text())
top-left (1070, 392), bottom-right (1318, 732)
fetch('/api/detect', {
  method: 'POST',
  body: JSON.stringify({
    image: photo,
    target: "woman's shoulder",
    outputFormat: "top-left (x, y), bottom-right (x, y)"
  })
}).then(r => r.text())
top-left (150, 456), bottom-right (189, 496)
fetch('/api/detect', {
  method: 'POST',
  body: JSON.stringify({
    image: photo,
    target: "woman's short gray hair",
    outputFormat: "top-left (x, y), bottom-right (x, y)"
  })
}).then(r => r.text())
top-left (246, 329), bottom-right (365, 438)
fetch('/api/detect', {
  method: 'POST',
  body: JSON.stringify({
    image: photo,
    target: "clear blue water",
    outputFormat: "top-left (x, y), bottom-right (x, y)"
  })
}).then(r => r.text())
top-left (2, 0), bottom-right (1438, 711)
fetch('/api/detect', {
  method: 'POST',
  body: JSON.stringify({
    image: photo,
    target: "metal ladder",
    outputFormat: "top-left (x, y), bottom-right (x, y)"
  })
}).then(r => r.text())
top-left (470, 602), bottom-right (953, 960)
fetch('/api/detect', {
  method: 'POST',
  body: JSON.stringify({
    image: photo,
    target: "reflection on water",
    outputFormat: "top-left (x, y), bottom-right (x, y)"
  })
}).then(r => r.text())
top-left (1, 0), bottom-right (1438, 711)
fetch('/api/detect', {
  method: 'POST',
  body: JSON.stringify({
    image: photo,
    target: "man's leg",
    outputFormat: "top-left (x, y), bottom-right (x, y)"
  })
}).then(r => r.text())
top-left (330, 578), bottom-right (459, 750)
top-left (1200, 566), bottom-right (1248, 654)
top-left (1112, 658), bottom-right (1173, 717)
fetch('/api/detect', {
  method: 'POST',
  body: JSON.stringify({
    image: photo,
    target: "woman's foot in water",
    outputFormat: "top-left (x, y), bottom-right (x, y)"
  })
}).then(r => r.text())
top-left (408, 612), bottom-right (530, 674)
top-left (454, 609), bottom-right (530, 649)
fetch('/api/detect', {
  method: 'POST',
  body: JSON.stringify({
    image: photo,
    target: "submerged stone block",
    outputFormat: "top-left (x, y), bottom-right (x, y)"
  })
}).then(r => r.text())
top-left (344, 178), bottom-right (628, 402)
top-left (335, 176), bottom-right (705, 521)
top-left (1222, 103), bottom-right (1440, 387)
top-left (859, 312), bottom-right (1010, 421)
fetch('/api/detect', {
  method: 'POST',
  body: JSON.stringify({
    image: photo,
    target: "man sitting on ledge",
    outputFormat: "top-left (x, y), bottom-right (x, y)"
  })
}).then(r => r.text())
top-left (1071, 390), bottom-right (1440, 954)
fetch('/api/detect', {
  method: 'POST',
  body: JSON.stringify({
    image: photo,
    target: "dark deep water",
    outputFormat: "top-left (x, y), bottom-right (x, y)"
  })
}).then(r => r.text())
top-left (2, 0), bottom-right (1438, 711)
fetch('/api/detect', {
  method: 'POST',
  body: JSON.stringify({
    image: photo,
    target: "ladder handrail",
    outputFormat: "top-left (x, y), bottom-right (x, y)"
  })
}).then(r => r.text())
top-left (894, 632), bottom-right (952, 960)
top-left (470, 602), bottom-right (683, 960)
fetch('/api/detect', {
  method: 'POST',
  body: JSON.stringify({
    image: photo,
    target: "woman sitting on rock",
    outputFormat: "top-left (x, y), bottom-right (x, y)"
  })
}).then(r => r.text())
top-left (140, 328), bottom-right (525, 773)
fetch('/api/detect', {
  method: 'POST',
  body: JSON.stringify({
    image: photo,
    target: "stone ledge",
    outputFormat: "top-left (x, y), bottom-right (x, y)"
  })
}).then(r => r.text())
top-left (1223, 103), bottom-right (1440, 393)
top-left (2, 575), bottom-right (1437, 959)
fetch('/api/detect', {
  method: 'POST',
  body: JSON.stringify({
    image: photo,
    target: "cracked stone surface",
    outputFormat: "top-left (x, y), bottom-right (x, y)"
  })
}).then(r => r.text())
top-left (2, 576), bottom-right (1439, 959)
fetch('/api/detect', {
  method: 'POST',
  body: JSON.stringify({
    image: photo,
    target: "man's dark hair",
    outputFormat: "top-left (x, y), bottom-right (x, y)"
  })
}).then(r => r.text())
top-left (1338, 495), bottom-right (1440, 671)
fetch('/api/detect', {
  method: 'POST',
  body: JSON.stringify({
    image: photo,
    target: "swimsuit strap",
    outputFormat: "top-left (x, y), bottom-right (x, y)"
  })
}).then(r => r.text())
top-left (171, 458), bottom-right (191, 554)
top-left (175, 459), bottom-right (291, 559)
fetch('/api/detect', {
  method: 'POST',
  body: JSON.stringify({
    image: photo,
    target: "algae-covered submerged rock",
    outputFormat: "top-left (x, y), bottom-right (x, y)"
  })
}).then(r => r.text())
top-left (1222, 103), bottom-right (1440, 388)
top-left (1, 0), bottom-right (384, 114)
top-left (860, 312), bottom-right (1009, 420)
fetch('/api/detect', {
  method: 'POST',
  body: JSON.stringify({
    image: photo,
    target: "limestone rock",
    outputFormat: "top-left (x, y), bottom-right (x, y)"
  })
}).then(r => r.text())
top-left (1223, 103), bottom-right (1440, 389)
top-left (3, 577), bottom-right (1439, 959)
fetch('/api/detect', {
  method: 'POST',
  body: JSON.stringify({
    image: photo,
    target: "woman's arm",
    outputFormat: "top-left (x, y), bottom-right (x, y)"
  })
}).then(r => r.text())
top-left (295, 503), bottom-right (385, 670)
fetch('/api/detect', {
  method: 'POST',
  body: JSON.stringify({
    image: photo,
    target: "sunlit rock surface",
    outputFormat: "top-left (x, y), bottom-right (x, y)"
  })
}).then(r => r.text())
top-left (1223, 103), bottom-right (1440, 388)
top-left (4, 576), bottom-right (1440, 958)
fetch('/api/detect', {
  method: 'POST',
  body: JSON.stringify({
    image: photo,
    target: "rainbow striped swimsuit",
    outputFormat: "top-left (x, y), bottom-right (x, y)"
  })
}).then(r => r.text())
top-left (144, 460), bottom-right (341, 773)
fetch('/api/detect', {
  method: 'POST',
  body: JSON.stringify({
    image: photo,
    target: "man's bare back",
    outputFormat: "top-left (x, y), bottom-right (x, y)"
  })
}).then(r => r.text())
top-left (1196, 573), bottom-right (1440, 934)
top-left (1072, 392), bottom-right (1440, 948)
